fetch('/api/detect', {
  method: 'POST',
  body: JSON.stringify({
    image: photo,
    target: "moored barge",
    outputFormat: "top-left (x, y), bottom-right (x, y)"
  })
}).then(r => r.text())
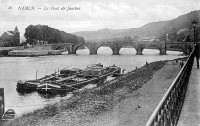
top-left (17, 64), bottom-right (121, 94)
top-left (37, 64), bottom-right (121, 94)
top-left (16, 67), bottom-right (80, 93)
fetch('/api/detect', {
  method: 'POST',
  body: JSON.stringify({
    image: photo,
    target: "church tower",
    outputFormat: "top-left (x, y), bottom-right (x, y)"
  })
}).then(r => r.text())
top-left (13, 26), bottom-right (20, 45)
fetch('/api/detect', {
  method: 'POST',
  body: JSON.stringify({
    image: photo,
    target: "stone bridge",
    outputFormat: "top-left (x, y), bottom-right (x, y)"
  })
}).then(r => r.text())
top-left (51, 41), bottom-right (193, 55)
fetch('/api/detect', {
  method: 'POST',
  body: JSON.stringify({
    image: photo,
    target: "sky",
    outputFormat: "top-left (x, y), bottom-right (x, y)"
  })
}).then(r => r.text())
top-left (0, 0), bottom-right (200, 38)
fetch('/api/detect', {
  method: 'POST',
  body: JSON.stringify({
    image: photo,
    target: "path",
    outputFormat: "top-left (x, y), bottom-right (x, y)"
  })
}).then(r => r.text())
top-left (177, 60), bottom-right (200, 126)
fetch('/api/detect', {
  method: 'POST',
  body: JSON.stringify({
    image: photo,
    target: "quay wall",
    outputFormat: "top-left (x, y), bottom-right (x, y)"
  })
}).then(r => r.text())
top-left (8, 44), bottom-right (61, 56)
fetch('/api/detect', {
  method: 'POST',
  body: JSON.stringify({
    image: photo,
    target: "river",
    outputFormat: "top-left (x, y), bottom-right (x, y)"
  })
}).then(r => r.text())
top-left (0, 47), bottom-right (183, 117)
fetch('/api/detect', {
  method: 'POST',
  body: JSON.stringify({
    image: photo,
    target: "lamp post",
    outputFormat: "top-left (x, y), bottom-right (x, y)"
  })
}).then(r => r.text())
top-left (192, 20), bottom-right (199, 68)
top-left (192, 20), bottom-right (197, 44)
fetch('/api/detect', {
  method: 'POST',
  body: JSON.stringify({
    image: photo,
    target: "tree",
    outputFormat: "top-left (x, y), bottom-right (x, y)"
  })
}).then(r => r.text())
top-left (176, 28), bottom-right (190, 42)
top-left (168, 32), bottom-right (177, 42)
top-left (24, 25), bottom-right (38, 44)
top-left (24, 25), bottom-right (85, 45)
top-left (133, 35), bottom-right (140, 41)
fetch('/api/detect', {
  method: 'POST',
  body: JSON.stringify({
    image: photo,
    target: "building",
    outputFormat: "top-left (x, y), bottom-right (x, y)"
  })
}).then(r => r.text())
top-left (0, 27), bottom-right (20, 47)
top-left (141, 37), bottom-right (157, 42)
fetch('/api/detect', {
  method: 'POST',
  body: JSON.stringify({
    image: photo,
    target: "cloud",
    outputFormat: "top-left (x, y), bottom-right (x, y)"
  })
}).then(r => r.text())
top-left (144, 4), bottom-right (182, 22)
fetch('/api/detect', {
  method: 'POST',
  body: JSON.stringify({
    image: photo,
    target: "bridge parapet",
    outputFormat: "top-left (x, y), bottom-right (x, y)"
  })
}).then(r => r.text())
top-left (165, 42), bottom-right (193, 54)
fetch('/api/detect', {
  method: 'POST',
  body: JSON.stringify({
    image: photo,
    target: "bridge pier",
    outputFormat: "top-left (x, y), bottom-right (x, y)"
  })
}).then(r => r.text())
top-left (111, 43), bottom-right (122, 55)
top-left (136, 48), bottom-right (143, 55)
top-left (136, 50), bottom-right (142, 55)
top-left (159, 48), bottom-right (166, 55)
top-left (85, 43), bottom-right (99, 55)
top-left (69, 45), bottom-right (77, 54)
top-left (113, 51), bottom-right (119, 55)
top-left (90, 49), bottom-right (97, 55)
top-left (68, 50), bottom-right (76, 54)
top-left (136, 44), bottom-right (145, 55)
top-left (112, 46), bottom-right (120, 55)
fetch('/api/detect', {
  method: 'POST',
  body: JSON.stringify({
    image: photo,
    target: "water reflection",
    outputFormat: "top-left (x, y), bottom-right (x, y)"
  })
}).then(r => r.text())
top-left (119, 47), bottom-right (136, 55)
top-left (17, 89), bottom-right (35, 95)
top-left (167, 51), bottom-right (183, 55)
top-left (97, 47), bottom-right (112, 55)
top-left (76, 48), bottom-right (90, 55)
top-left (38, 93), bottom-right (66, 99)
top-left (143, 49), bottom-right (160, 55)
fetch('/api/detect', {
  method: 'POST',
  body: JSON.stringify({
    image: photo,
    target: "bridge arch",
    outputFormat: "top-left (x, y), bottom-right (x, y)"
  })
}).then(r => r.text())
top-left (167, 45), bottom-right (184, 54)
top-left (51, 44), bottom-right (70, 53)
top-left (143, 44), bottom-right (162, 55)
top-left (85, 42), bottom-right (122, 55)
top-left (119, 45), bottom-right (137, 55)
top-left (96, 45), bottom-right (113, 55)
top-left (74, 45), bottom-right (90, 55)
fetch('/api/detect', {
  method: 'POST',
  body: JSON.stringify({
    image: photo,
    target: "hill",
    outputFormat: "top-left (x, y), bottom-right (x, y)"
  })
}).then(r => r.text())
top-left (73, 10), bottom-right (200, 41)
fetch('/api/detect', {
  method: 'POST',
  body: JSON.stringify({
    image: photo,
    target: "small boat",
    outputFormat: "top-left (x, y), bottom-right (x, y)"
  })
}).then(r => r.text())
top-left (2, 109), bottom-right (15, 120)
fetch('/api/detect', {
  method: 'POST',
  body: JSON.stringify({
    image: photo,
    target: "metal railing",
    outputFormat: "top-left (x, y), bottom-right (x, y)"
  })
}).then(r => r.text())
top-left (145, 46), bottom-right (196, 126)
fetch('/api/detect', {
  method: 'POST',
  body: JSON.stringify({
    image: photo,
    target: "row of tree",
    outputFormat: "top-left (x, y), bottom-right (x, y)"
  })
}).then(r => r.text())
top-left (24, 25), bottom-right (85, 45)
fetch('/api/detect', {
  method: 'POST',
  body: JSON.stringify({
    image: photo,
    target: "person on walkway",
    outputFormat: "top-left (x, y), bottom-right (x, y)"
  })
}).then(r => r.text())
top-left (180, 61), bottom-right (184, 68)
top-left (195, 43), bottom-right (200, 69)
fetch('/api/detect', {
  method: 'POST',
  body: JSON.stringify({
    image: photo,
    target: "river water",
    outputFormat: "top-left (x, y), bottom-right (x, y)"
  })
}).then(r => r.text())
top-left (0, 47), bottom-right (183, 117)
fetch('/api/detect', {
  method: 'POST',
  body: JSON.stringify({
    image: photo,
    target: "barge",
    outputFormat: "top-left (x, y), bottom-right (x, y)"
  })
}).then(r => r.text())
top-left (37, 64), bottom-right (121, 94)
top-left (16, 67), bottom-right (80, 93)
top-left (17, 64), bottom-right (121, 94)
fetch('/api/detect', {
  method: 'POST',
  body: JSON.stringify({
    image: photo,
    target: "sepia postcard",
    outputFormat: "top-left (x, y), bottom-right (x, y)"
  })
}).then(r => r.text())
top-left (0, 0), bottom-right (199, 126)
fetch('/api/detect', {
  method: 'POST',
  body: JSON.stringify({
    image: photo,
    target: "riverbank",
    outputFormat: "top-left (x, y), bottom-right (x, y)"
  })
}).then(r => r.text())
top-left (3, 59), bottom-right (181, 126)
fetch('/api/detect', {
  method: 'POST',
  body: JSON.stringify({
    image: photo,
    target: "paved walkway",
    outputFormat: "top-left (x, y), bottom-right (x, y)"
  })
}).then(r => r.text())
top-left (177, 60), bottom-right (200, 126)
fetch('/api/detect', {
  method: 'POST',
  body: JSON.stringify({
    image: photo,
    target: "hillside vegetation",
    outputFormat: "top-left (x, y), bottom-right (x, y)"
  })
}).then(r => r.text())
top-left (74, 10), bottom-right (200, 41)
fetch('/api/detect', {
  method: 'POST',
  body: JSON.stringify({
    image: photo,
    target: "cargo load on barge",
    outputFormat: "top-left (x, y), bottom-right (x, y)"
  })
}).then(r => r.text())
top-left (17, 64), bottom-right (121, 94)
